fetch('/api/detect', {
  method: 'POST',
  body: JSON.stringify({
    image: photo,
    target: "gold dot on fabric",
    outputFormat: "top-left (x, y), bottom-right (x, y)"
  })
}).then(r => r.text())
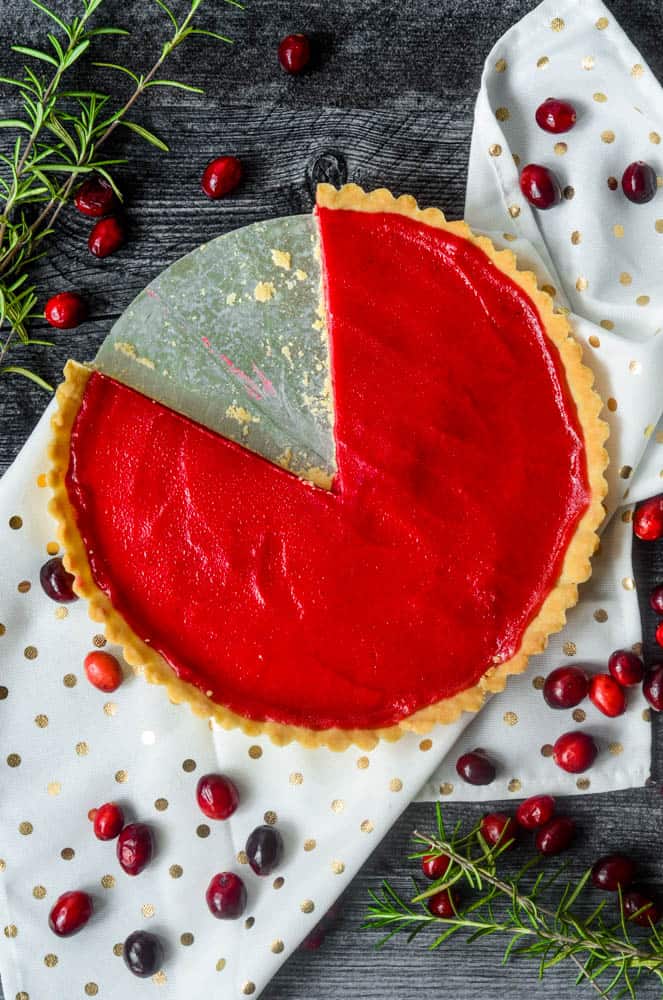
top-left (573, 708), bottom-right (586, 723)
top-left (84, 986), bottom-right (98, 997)
top-left (242, 983), bottom-right (255, 996)
top-left (331, 799), bottom-right (344, 813)
top-left (542, 284), bottom-right (557, 298)
top-left (631, 63), bottom-right (644, 77)
top-left (18, 822), bottom-right (33, 835)
top-left (216, 958), bottom-right (227, 972)
top-left (360, 819), bottom-right (375, 833)
top-left (300, 900), bottom-right (315, 914)
top-left (537, 55), bottom-right (550, 69)
top-left (17, 581), bottom-right (31, 594)
top-left (75, 742), bottom-right (89, 756)
top-left (503, 711), bottom-right (518, 726)
top-left (563, 185), bottom-right (575, 200)
top-left (115, 769), bottom-right (128, 783)
top-left (601, 130), bottom-right (615, 143)
top-left (271, 940), bottom-right (284, 954)
top-left (582, 55), bottom-right (595, 70)
top-left (46, 541), bottom-right (59, 556)
top-left (113, 943), bottom-right (124, 956)
top-left (622, 577), bottom-right (636, 591)
top-left (303, 839), bottom-right (316, 852)
top-left (576, 777), bottom-right (590, 791)
top-left (495, 107), bottom-right (510, 122)
top-left (650, 131), bottom-right (662, 145)
top-left (63, 673), bottom-right (77, 688)
top-left (4, 925), bottom-right (18, 938)
top-left (16, 993), bottom-right (30, 1000)
top-left (495, 58), bottom-right (507, 72)
top-left (532, 675), bottom-right (545, 689)
top-left (508, 204), bottom-right (521, 218)
top-left (103, 702), bottom-right (117, 717)
top-left (7, 754), bottom-right (21, 767)
top-left (643, 709), bottom-right (652, 723)
top-left (503, 232), bottom-right (517, 242)
top-left (645, 424), bottom-right (655, 438)
top-left (608, 741), bottom-right (624, 755)
top-left (154, 798), bottom-right (168, 812)
top-left (613, 224), bottom-right (624, 238)
top-left (550, 17), bottom-right (564, 31)
top-left (273, 876), bottom-right (285, 889)
top-left (596, 15), bottom-right (609, 28)
top-left (33, 886), bottom-right (46, 900)
top-left (101, 874), bottom-right (115, 889)
top-left (60, 848), bottom-right (75, 860)
top-left (48, 782), bottom-right (61, 796)
top-left (607, 398), bottom-right (618, 412)
top-left (142, 903), bottom-right (155, 918)
top-left (169, 864), bottom-right (183, 879)
top-left (563, 641), bottom-right (577, 656)
top-left (180, 932), bottom-right (194, 946)
top-left (554, 142), bottom-right (568, 155)
top-left (419, 739), bottom-right (433, 752)
top-left (575, 277), bottom-right (588, 292)
top-left (237, 851), bottom-right (249, 864)
top-left (512, 153), bottom-right (521, 167)
top-left (489, 143), bottom-right (502, 157)
top-left (152, 972), bottom-right (167, 985)
top-left (0, 624), bottom-right (5, 637)
top-left (390, 778), bottom-right (403, 792)
top-left (331, 860), bottom-right (345, 875)
top-left (93, 633), bottom-right (106, 648)
top-left (35, 714), bottom-right (48, 728)
top-left (571, 230), bottom-right (581, 245)
top-left (636, 295), bottom-right (650, 306)
top-left (244, 917), bottom-right (255, 930)
top-left (197, 824), bottom-right (210, 839)
top-left (289, 772), bottom-right (303, 785)
top-left (593, 92), bottom-right (607, 103)
top-left (658, 432), bottom-right (663, 445)
top-left (0, 686), bottom-right (7, 700)
top-left (356, 756), bottom-right (370, 769)
top-left (24, 646), bottom-right (37, 660)
top-left (593, 608), bottom-right (609, 622)
top-left (439, 782), bottom-right (454, 796)
top-left (607, 176), bottom-right (618, 190)
top-left (622, 510), bottom-right (633, 523)
top-left (541, 744), bottom-right (554, 758)
top-left (9, 515), bottom-right (23, 530)
top-left (248, 745), bottom-right (262, 759)
top-left (619, 466), bottom-right (632, 480)
top-left (619, 272), bottom-right (632, 285)
top-left (508, 779), bottom-right (522, 793)
top-left (656, 220), bottom-right (663, 233)
top-left (182, 758), bottom-right (196, 772)
top-left (0, 860), bottom-right (5, 872)
top-left (43, 954), bottom-right (57, 967)
top-left (264, 810), bottom-right (277, 825)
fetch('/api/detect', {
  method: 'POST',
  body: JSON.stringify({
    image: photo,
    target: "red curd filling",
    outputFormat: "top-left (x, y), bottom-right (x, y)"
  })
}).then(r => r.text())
top-left (65, 207), bottom-right (590, 730)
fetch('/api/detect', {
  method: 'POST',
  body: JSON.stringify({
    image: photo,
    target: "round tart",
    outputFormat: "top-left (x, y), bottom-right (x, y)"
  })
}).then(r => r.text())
top-left (48, 184), bottom-right (608, 750)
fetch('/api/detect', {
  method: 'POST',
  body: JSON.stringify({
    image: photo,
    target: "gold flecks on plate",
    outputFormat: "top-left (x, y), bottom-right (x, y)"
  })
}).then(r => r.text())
top-left (273, 876), bottom-right (284, 889)
top-left (582, 55), bottom-right (595, 70)
top-left (601, 130), bottom-right (615, 144)
top-left (24, 646), bottom-right (37, 660)
top-left (608, 742), bottom-right (624, 755)
top-left (47, 782), bottom-right (61, 796)
top-left (18, 821), bottom-right (33, 835)
top-left (621, 509), bottom-right (633, 523)
top-left (271, 939), bottom-right (284, 954)
top-left (541, 744), bottom-right (553, 758)
top-left (550, 16), bottom-right (564, 31)
top-left (554, 142), bottom-right (567, 155)
top-left (7, 754), bottom-right (21, 767)
top-left (563, 185), bottom-right (575, 200)
top-left (563, 641), bottom-right (577, 656)
top-left (607, 398), bottom-right (618, 412)
top-left (389, 778), bottom-right (403, 792)
top-left (197, 824), bottom-right (210, 839)
top-left (300, 899), bottom-right (315, 914)
top-left (104, 702), bottom-right (117, 717)
top-left (645, 424), bottom-right (655, 437)
top-left (242, 982), bottom-right (255, 996)
top-left (360, 819), bottom-right (374, 833)
top-left (596, 15), bottom-right (609, 28)
top-left (619, 466), bottom-right (632, 480)
top-left (115, 769), bottom-right (128, 783)
top-left (248, 745), bottom-right (262, 760)
top-left (237, 850), bottom-right (248, 864)
top-left (643, 708), bottom-right (652, 723)
top-left (573, 708), bottom-right (586, 723)
top-left (113, 942), bottom-right (124, 956)
top-left (264, 810), bottom-right (277, 825)
top-left (0, 860), bottom-right (6, 872)
top-left (613, 224), bottom-right (624, 238)
top-left (655, 219), bottom-right (663, 233)
top-left (419, 739), bottom-right (433, 752)
top-left (503, 232), bottom-right (517, 241)
top-left (182, 758), bottom-right (196, 772)
top-left (181, 932), bottom-right (194, 946)
top-left (76, 741), bottom-right (89, 756)
top-left (620, 271), bottom-right (633, 286)
top-left (33, 885), bottom-right (46, 899)
top-left (4, 925), bottom-right (17, 938)
top-left (8, 515), bottom-right (22, 529)
top-left (101, 874), bottom-right (115, 889)
top-left (508, 204), bottom-right (521, 218)
top-left (593, 608), bottom-right (609, 622)
top-left (303, 839), bottom-right (316, 852)
top-left (154, 796), bottom-right (169, 811)
top-left (636, 295), bottom-right (650, 306)
top-left (571, 230), bottom-right (581, 245)
top-left (17, 580), bottom-right (31, 593)
top-left (489, 143), bottom-right (502, 157)
top-left (532, 675), bottom-right (545, 689)
top-left (93, 633), bottom-right (106, 647)
top-left (356, 756), bottom-right (370, 769)
top-left (84, 985), bottom-right (98, 997)
top-left (63, 673), bottom-right (77, 688)
top-left (650, 131), bottom-right (661, 145)
top-left (495, 107), bottom-right (510, 122)
top-left (593, 92), bottom-right (607, 103)
top-left (244, 917), bottom-right (255, 930)
top-left (289, 771), bottom-right (303, 785)
top-left (142, 903), bottom-right (155, 918)
top-left (622, 577), bottom-right (635, 591)
top-left (503, 711), bottom-right (518, 726)
top-left (508, 778), bottom-right (522, 793)
top-left (17, 992), bottom-right (29, 1000)
top-left (631, 63), bottom-right (644, 77)
top-left (607, 176), bottom-right (618, 190)
top-left (216, 958), bottom-right (227, 972)
top-left (576, 777), bottom-right (590, 791)
top-left (331, 860), bottom-right (345, 875)
top-left (34, 714), bottom-right (48, 728)
top-left (512, 153), bottom-right (520, 167)
top-left (495, 58), bottom-right (507, 72)
top-left (60, 847), bottom-right (75, 860)
top-left (439, 782), bottom-right (454, 796)
top-left (169, 864), bottom-right (183, 879)
top-left (331, 798), bottom-right (344, 813)
top-left (43, 953), bottom-right (57, 967)
top-left (575, 276), bottom-right (588, 292)
top-left (152, 971), bottom-right (167, 985)
top-left (537, 56), bottom-right (549, 69)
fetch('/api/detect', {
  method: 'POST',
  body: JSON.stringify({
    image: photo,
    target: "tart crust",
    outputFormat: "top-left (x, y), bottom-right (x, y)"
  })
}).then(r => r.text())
top-left (47, 184), bottom-right (609, 751)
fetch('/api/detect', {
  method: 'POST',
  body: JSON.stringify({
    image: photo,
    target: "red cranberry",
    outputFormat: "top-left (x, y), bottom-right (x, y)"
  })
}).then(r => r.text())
top-left (39, 556), bottom-right (78, 602)
top-left (608, 649), bottom-right (644, 687)
top-left (535, 817), bottom-right (575, 856)
top-left (535, 98), bottom-right (577, 134)
top-left (93, 802), bottom-right (124, 841)
top-left (543, 666), bottom-right (589, 709)
top-left (196, 773), bottom-right (239, 820)
top-left (278, 33), bottom-right (311, 74)
top-left (516, 795), bottom-right (555, 830)
top-left (88, 216), bottom-right (124, 257)
top-left (74, 176), bottom-right (119, 217)
top-left (201, 156), bottom-right (242, 199)
top-left (123, 930), bottom-right (164, 978)
top-left (622, 888), bottom-right (661, 926)
top-left (589, 674), bottom-right (627, 717)
top-left (44, 291), bottom-right (87, 329)
top-left (520, 164), bottom-right (561, 209)
top-left (553, 731), bottom-right (598, 773)
top-left (480, 813), bottom-right (518, 850)
top-left (48, 891), bottom-right (93, 936)
top-left (643, 665), bottom-right (663, 711)
top-left (117, 823), bottom-right (153, 876)
top-left (206, 872), bottom-right (247, 919)
top-left (421, 854), bottom-right (450, 880)
top-left (656, 622), bottom-right (663, 648)
top-left (633, 497), bottom-right (663, 541)
top-left (455, 749), bottom-right (496, 786)
top-left (246, 825), bottom-right (283, 876)
top-left (84, 650), bottom-right (123, 693)
top-left (650, 585), bottom-right (663, 614)
top-left (428, 888), bottom-right (459, 918)
top-left (591, 854), bottom-right (636, 892)
top-left (622, 161), bottom-right (657, 204)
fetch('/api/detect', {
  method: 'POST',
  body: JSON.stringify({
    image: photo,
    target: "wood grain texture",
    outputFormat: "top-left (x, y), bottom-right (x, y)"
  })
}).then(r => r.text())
top-left (2, 1), bottom-right (663, 997)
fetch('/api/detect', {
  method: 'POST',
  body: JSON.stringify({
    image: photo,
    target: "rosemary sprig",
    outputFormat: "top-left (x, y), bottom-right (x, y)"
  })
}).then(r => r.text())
top-left (364, 804), bottom-right (663, 999)
top-left (0, 0), bottom-right (241, 389)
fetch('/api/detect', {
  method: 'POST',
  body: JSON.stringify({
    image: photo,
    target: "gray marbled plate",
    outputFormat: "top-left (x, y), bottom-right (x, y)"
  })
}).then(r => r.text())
top-left (95, 214), bottom-right (335, 486)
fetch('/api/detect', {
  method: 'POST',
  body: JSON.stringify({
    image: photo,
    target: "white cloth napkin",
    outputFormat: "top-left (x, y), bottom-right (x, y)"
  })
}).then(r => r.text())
top-left (1, 1), bottom-right (663, 998)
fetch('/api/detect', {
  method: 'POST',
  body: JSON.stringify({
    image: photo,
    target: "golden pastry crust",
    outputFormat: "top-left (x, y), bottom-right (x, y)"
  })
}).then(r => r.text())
top-left (47, 184), bottom-right (609, 751)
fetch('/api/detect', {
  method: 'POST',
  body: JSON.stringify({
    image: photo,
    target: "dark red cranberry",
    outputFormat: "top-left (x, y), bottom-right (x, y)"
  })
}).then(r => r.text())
top-left (535, 817), bottom-right (575, 856)
top-left (206, 872), bottom-right (247, 919)
top-left (39, 556), bottom-right (78, 603)
top-left (591, 854), bottom-right (636, 892)
top-left (246, 824), bottom-right (283, 876)
top-left (123, 930), bottom-right (164, 977)
top-left (543, 666), bottom-right (589, 709)
top-left (656, 622), bottom-right (663, 648)
top-left (117, 823), bottom-right (153, 876)
top-left (622, 161), bottom-right (657, 204)
top-left (84, 650), bottom-right (123, 693)
top-left (201, 156), bottom-right (242, 199)
top-left (455, 749), bottom-right (496, 786)
top-left (643, 665), bottom-right (663, 711)
top-left (535, 97), bottom-right (577, 134)
top-left (608, 649), bottom-right (644, 687)
top-left (44, 291), bottom-right (87, 329)
top-left (633, 497), bottom-right (663, 541)
top-left (196, 773), bottom-right (239, 820)
top-left (622, 889), bottom-right (661, 926)
top-left (589, 674), bottom-right (627, 717)
top-left (650, 586), bottom-right (663, 615)
top-left (480, 813), bottom-right (518, 850)
top-left (74, 176), bottom-right (119, 217)
top-left (278, 33), bottom-right (311, 74)
top-left (428, 888), bottom-right (460, 918)
top-left (88, 216), bottom-right (124, 257)
top-left (516, 795), bottom-right (555, 830)
top-left (553, 731), bottom-right (598, 773)
top-left (421, 854), bottom-right (451, 880)
top-left (48, 890), bottom-right (93, 936)
top-left (93, 802), bottom-right (124, 841)
top-left (520, 164), bottom-right (561, 209)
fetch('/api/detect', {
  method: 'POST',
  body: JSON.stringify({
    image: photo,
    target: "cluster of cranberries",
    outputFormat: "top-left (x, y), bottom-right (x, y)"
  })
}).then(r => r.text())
top-left (519, 97), bottom-right (658, 211)
top-left (630, 496), bottom-right (663, 709)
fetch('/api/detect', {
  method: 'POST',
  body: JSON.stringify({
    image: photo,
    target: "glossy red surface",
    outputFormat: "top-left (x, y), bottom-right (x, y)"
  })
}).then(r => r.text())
top-left (65, 207), bottom-right (590, 730)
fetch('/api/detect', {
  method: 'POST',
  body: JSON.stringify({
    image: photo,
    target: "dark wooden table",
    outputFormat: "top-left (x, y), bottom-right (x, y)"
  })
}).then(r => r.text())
top-left (2, 1), bottom-right (663, 997)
